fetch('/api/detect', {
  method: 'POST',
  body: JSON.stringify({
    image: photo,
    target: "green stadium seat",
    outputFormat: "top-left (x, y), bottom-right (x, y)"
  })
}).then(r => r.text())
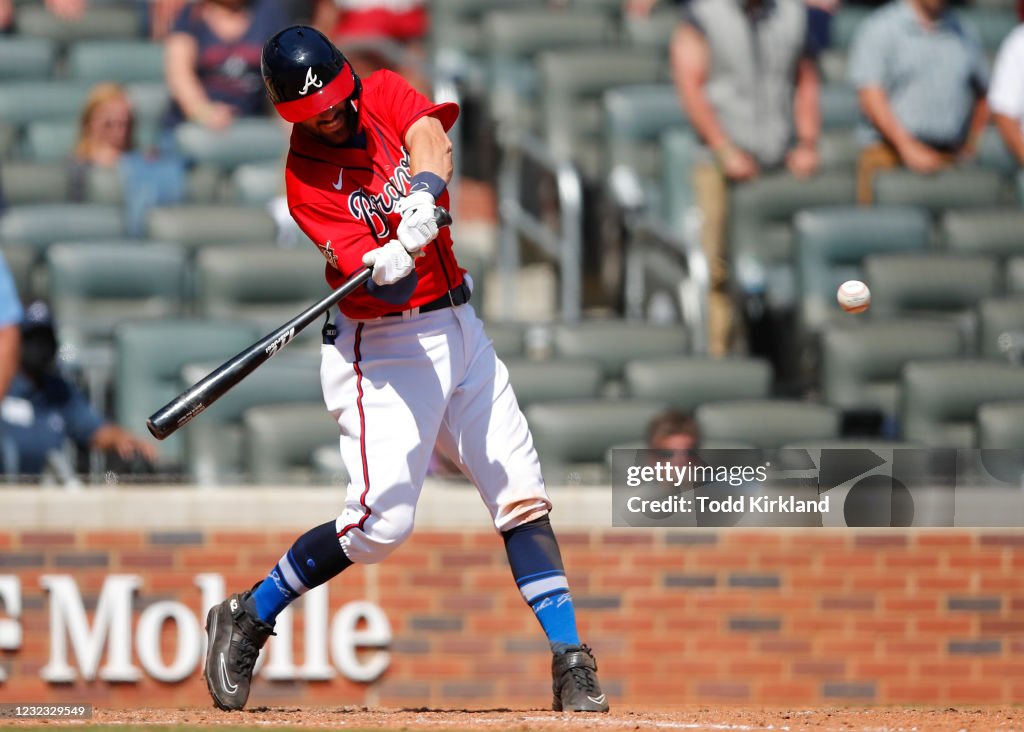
top-left (603, 84), bottom-right (687, 209)
top-left (820, 82), bottom-right (859, 131)
top-left (820, 319), bottom-right (963, 418)
top-left (818, 129), bottom-right (860, 171)
top-left (623, 5), bottom-right (677, 52)
top-left (977, 297), bottom-right (1024, 359)
top-left (180, 352), bottom-right (323, 484)
top-left (2, 244), bottom-right (37, 301)
top-left (483, 321), bottom-right (527, 359)
top-left (0, 161), bottom-right (71, 203)
top-left (623, 356), bottom-right (772, 412)
top-left (22, 119), bottom-right (76, 162)
top-left (15, 3), bottom-right (141, 43)
top-left (695, 400), bottom-right (841, 449)
top-left (975, 125), bottom-right (1018, 176)
top-left (195, 245), bottom-right (326, 335)
top-left (901, 360), bottom-right (1024, 447)
top-left (795, 206), bottom-right (932, 331)
top-left (0, 81), bottom-right (91, 125)
top-left (484, 9), bottom-right (614, 132)
top-left (145, 205), bottom-right (277, 250)
top-left (819, 49), bottom-right (847, 85)
top-left (1010, 256), bottom-right (1024, 295)
top-left (955, 6), bottom-right (1017, 51)
top-left (659, 127), bottom-right (700, 228)
top-left (729, 171), bottom-right (857, 304)
top-left (976, 401), bottom-right (1024, 449)
top-left (312, 443), bottom-right (349, 486)
top-left (0, 37), bottom-right (58, 80)
top-left (46, 242), bottom-right (188, 346)
top-left (243, 403), bottom-right (339, 485)
top-left (552, 321), bottom-right (688, 380)
top-left (830, 5), bottom-right (870, 49)
top-left (67, 40), bottom-right (165, 83)
top-left (539, 49), bottom-right (665, 176)
top-left (174, 119), bottom-right (288, 169)
top-left (231, 161), bottom-right (283, 206)
top-left (940, 208), bottom-right (1024, 258)
top-left (863, 253), bottom-right (1000, 319)
top-left (504, 358), bottom-right (604, 409)
top-left (114, 319), bottom-right (261, 467)
top-left (125, 82), bottom-right (170, 126)
top-left (525, 398), bottom-right (668, 481)
top-left (873, 169), bottom-right (1009, 214)
top-left (0, 204), bottom-right (125, 252)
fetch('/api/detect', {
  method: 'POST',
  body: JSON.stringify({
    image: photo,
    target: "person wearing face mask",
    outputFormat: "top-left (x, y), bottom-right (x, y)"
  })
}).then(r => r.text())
top-left (0, 302), bottom-right (157, 479)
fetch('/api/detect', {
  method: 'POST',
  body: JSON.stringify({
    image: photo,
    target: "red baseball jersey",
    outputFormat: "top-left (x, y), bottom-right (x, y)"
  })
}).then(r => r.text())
top-left (285, 69), bottom-right (462, 320)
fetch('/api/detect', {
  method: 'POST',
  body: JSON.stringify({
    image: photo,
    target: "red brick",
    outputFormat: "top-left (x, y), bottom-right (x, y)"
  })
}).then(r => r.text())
top-left (692, 551), bottom-right (753, 570)
top-left (852, 659), bottom-right (911, 677)
top-left (20, 531), bottom-right (75, 547)
top-left (790, 574), bottom-right (845, 591)
top-left (885, 552), bottom-right (940, 569)
top-left (755, 552), bottom-right (814, 569)
top-left (917, 661), bottom-right (975, 677)
top-left (759, 638), bottom-right (811, 654)
top-left (885, 639), bottom-right (941, 655)
top-left (882, 682), bottom-right (942, 704)
top-left (979, 576), bottom-right (1022, 591)
top-left (854, 534), bottom-right (908, 547)
top-left (725, 532), bottom-right (783, 548)
top-left (757, 681), bottom-right (818, 703)
top-left (822, 553), bottom-right (877, 570)
top-left (793, 659), bottom-right (845, 676)
top-left (915, 617), bottom-right (974, 634)
top-left (726, 658), bottom-right (785, 676)
top-left (693, 636), bottom-right (753, 654)
top-left (83, 531), bottom-right (143, 548)
top-left (980, 619), bottom-right (1024, 633)
top-left (949, 554), bottom-right (1005, 570)
top-left (182, 550), bottom-right (238, 570)
top-left (664, 659), bottom-right (722, 676)
top-left (918, 533), bottom-right (974, 547)
top-left (851, 574), bottom-right (910, 591)
top-left (120, 552), bottom-right (174, 569)
top-left (944, 682), bottom-right (1006, 704)
top-left (411, 532), bottom-right (465, 547)
top-left (884, 596), bottom-right (939, 612)
top-left (820, 638), bottom-right (878, 656)
top-left (917, 574), bottom-right (972, 591)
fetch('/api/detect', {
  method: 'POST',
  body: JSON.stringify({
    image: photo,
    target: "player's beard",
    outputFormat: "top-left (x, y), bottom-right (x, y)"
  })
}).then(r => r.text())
top-left (308, 103), bottom-right (360, 146)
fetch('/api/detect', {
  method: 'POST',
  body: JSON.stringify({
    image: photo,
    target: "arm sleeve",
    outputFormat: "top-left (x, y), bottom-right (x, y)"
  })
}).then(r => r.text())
top-left (170, 3), bottom-right (195, 35)
top-left (989, 30), bottom-right (1024, 117)
top-left (373, 70), bottom-right (459, 142)
top-left (848, 17), bottom-right (887, 89)
top-left (62, 387), bottom-right (105, 448)
top-left (0, 254), bottom-right (23, 327)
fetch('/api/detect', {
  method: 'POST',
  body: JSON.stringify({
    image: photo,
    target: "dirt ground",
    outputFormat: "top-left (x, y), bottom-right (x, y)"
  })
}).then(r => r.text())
top-left (8, 706), bottom-right (1024, 731)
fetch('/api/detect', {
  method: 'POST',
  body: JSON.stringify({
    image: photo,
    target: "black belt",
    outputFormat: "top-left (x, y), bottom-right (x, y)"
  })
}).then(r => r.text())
top-left (383, 281), bottom-right (471, 317)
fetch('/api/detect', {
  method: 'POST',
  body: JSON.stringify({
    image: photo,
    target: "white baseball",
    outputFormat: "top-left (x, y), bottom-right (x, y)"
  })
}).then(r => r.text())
top-left (837, 280), bottom-right (871, 313)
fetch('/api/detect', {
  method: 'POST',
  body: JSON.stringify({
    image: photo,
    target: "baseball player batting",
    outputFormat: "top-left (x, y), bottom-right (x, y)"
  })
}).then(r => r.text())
top-left (202, 25), bottom-right (609, 714)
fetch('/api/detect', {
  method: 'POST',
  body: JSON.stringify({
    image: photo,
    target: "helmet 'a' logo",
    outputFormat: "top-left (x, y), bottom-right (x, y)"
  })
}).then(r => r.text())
top-left (300, 67), bottom-right (323, 96)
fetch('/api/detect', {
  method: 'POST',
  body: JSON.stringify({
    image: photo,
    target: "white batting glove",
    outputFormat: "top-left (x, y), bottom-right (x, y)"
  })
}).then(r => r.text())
top-left (362, 240), bottom-right (415, 286)
top-left (395, 190), bottom-right (439, 255)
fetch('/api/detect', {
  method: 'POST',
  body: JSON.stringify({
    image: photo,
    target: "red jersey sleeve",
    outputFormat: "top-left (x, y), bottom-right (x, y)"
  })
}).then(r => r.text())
top-left (369, 69), bottom-right (459, 141)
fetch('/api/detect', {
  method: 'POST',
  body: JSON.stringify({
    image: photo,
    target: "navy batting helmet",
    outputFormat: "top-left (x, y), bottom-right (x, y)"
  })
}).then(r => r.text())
top-left (261, 25), bottom-right (361, 123)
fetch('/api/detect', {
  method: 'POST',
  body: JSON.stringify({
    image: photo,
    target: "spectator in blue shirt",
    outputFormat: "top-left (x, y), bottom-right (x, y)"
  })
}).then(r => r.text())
top-left (0, 253), bottom-right (22, 402)
top-left (0, 302), bottom-right (157, 478)
top-left (849, 0), bottom-right (990, 203)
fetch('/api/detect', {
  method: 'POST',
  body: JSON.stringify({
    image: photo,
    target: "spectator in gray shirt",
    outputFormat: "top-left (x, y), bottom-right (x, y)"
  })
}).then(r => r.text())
top-left (849, 0), bottom-right (989, 203)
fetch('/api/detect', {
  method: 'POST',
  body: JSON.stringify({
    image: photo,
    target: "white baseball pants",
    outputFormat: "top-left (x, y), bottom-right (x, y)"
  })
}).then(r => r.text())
top-left (320, 302), bottom-right (551, 563)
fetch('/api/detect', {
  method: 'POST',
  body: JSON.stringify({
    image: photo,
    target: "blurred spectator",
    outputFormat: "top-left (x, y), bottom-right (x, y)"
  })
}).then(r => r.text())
top-left (0, 302), bottom-right (156, 480)
top-left (988, 22), bottom-right (1024, 166)
top-left (671, 0), bottom-right (820, 357)
top-left (849, 0), bottom-right (989, 204)
top-left (0, 254), bottom-right (22, 402)
top-left (647, 409), bottom-right (700, 452)
top-left (312, 0), bottom-right (427, 88)
top-left (0, 0), bottom-right (86, 31)
top-left (164, 0), bottom-right (288, 133)
top-left (70, 83), bottom-right (186, 237)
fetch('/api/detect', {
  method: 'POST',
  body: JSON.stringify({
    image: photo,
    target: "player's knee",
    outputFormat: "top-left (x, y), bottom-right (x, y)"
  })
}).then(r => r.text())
top-left (343, 512), bottom-right (415, 564)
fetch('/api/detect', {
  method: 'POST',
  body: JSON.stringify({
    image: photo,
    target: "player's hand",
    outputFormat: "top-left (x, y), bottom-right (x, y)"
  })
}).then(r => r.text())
top-left (363, 240), bottom-right (416, 286)
top-left (395, 190), bottom-right (439, 254)
top-left (716, 144), bottom-right (759, 181)
top-left (897, 139), bottom-right (947, 174)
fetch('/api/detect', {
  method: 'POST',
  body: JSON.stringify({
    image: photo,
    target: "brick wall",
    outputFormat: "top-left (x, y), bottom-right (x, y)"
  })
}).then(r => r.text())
top-left (1, 528), bottom-right (1022, 708)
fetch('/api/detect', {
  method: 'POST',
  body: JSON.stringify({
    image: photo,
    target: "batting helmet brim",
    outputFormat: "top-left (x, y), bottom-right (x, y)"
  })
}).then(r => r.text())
top-left (273, 70), bottom-right (357, 123)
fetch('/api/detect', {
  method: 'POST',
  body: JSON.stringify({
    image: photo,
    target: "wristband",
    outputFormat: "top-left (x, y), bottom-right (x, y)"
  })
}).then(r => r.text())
top-left (409, 171), bottom-right (446, 200)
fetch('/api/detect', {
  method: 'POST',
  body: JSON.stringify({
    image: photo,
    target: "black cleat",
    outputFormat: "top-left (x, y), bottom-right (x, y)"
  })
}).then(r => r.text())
top-left (551, 644), bottom-right (610, 712)
top-left (203, 590), bottom-right (274, 711)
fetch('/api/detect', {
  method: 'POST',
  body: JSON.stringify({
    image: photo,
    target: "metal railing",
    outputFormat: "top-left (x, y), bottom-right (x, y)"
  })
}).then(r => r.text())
top-left (497, 131), bottom-right (583, 322)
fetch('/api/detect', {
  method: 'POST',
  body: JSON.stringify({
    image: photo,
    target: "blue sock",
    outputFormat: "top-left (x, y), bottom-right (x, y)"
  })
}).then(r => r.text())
top-left (502, 515), bottom-right (581, 654)
top-left (248, 520), bottom-right (353, 625)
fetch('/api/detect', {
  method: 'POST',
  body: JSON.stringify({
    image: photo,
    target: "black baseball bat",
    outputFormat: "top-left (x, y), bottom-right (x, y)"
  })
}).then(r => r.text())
top-left (146, 207), bottom-right (452, 440)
